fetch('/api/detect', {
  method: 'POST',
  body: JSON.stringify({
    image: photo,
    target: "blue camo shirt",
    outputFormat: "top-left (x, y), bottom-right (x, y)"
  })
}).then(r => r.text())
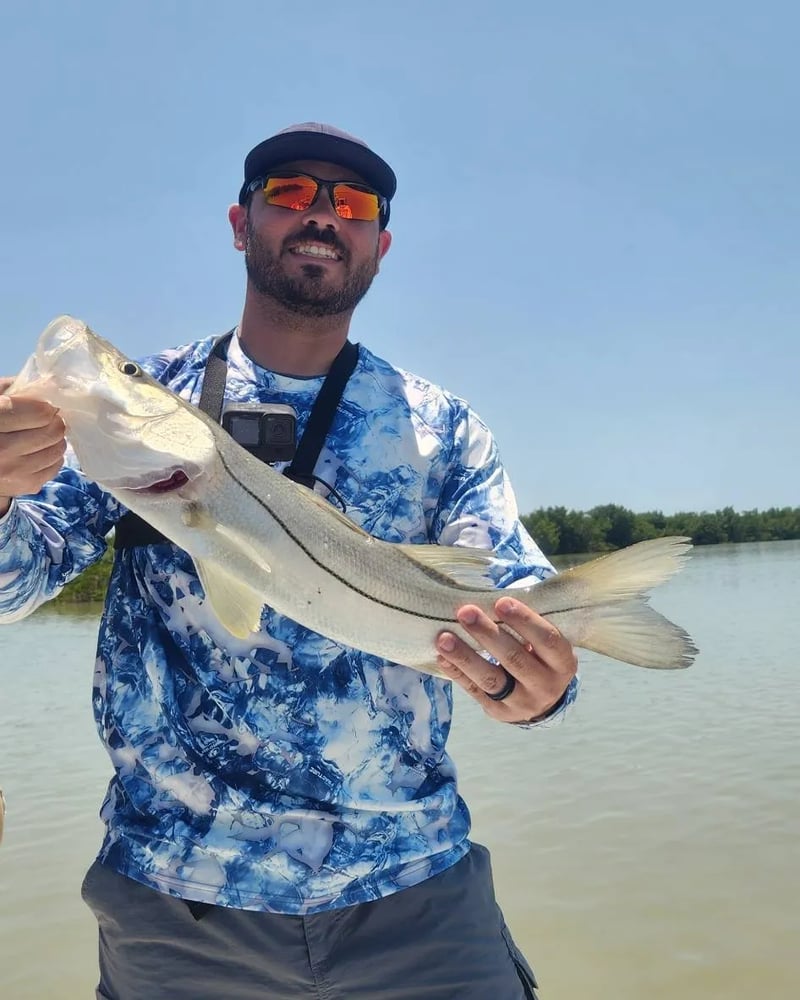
top-left (0, 332), bottom-right (573, 914)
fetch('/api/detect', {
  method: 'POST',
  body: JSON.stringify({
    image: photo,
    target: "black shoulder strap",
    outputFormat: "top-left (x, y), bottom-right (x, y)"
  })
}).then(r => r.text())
top-left (115, 333), bottom-right (359, 550)
top-left (285, 339), bottom-right (358, 488)
top-left (197, 330), bottom-right (235, 422)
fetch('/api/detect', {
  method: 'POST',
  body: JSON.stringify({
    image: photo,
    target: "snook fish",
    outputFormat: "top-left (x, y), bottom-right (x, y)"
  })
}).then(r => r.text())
top-left (6, 316), bottom-right (698, 674)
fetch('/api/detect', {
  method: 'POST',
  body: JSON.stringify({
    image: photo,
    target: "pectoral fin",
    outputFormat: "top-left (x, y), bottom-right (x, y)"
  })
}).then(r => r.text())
top-left (183, 503), bottom-right (271, 576)
top-left (194, 558), bottom-right (265, 638)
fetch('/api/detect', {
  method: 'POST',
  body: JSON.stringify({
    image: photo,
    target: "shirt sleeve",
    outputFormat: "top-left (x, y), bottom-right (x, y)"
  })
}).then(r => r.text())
top-left (429, 399), bottom-right (578, 727)
top-left (430, 400), bottom-right (554, 585)
top-left (0, 461), bottom-right (122, 622)
top-left (510, 674), bottom-right (581, 730)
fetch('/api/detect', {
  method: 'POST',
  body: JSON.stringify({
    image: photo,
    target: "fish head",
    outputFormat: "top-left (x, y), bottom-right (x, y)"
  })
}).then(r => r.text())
top-left (9, 315), bottom-right (217, 496)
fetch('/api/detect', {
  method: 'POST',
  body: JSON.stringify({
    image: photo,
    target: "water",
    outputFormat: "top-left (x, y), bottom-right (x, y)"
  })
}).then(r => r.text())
top-left (1, 541), bottom-right (798, 999)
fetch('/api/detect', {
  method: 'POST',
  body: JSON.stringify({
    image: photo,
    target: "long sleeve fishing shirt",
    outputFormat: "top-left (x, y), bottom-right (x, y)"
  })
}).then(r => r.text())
top-left (0, 333), bottom-right (578, 914)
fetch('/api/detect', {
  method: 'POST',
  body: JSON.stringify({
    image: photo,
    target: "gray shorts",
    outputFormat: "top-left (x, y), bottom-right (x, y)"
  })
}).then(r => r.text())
top-left (81, 842), bottom-right (539, 999)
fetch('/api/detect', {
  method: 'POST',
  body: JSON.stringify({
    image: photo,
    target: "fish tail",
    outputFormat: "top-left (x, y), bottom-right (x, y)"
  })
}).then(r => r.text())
top-left (559, 535), bottom-right (693, 603)
top-left (548, 600), bottom-right (698, 669)
top-left (527, 537), bottom-right (697, 668)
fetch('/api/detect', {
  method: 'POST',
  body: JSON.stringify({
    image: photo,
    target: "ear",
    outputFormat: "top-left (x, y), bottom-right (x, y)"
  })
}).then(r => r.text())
top-left (228, 204), bottom-right (247, 251)
top-left (376, 228), bottom-right (392, 271)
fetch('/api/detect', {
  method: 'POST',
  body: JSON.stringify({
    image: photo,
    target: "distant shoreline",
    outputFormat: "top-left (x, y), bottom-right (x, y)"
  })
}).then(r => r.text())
top-left (521, 504), bottom-right (799, 557)
top-left (51, 508), bottom-right (799, 604)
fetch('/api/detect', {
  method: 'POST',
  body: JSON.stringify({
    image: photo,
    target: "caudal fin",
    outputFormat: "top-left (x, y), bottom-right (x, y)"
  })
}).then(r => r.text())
top-left (529, 537), bottom-right (698, 669)
top-left (548, 600), bottom-right (698, 669)
top-left (559, 536), bottom-right (693, 605)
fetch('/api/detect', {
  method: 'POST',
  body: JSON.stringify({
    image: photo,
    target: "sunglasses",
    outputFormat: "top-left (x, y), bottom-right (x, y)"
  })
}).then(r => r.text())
top-left (247, 172), bottom-right (388, 224)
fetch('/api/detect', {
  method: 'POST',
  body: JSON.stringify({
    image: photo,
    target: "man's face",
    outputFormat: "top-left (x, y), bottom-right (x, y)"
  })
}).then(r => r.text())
top-left (229, 159), bottom-right (392, 318)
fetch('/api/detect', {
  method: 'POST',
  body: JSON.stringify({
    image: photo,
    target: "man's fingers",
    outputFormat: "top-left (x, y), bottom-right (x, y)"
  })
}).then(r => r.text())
top-left (436, 600), bottom-right (578, 724)
top-left (448, 607), bottom-right (538, 682)
top-left (0, 393), bottom-right (61, 432)
top-left (0, 438), bottom-right (66, 489)
top-left (0, 415), bottom-right (67, 460)
top-left (494, 597), bottom-right (578, 675)
top-left (436, 631), bottom-right (514, 698)
top-left (0, 394), bottom-right (67, 496)
top-left (23, 439), bottom-right (68, 475)
top-left (435, 648), bottom-right (517, 718)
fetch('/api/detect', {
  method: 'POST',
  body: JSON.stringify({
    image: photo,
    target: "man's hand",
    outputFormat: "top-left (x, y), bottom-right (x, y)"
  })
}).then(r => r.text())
top-left (436, 595), bottom-right (578, 724)
top-left (0, 377), bottom-right (66, 516)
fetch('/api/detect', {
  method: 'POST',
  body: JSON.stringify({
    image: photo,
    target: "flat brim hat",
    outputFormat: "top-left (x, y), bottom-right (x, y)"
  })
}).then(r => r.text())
top-left (238, 123), bottom-right (397, 223)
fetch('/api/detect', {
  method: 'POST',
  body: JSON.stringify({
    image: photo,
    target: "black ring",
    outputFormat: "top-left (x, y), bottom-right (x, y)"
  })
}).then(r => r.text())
top-left (486, 668), bottom-right (517, 701)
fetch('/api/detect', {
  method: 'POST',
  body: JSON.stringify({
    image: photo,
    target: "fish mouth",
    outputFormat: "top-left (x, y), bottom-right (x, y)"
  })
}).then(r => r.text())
top-left (108, 468), bottom-right (197, 495)
top-left (136, 470), bottom-right (191, 494)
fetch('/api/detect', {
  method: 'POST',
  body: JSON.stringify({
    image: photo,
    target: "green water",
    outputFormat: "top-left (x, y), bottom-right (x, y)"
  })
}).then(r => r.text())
top-left (1, 542), bottom-right (798, 998)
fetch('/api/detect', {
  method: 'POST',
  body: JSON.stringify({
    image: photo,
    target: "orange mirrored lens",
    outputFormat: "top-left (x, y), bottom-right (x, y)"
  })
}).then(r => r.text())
top-left (263, 176), bottom-right (318, 212)
top-left (330, 184), bottom-right (380, 221)
top-left (263, 175), bottom-right (381, 221)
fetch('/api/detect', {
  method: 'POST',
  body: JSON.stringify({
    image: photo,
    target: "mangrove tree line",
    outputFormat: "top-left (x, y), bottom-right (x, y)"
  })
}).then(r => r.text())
top-left (521, 504), bottom-right (800, 556)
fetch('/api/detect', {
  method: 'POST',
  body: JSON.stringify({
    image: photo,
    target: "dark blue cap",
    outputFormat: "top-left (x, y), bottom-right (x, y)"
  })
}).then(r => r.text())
top-left (239, 123), bottom-right (397, 219)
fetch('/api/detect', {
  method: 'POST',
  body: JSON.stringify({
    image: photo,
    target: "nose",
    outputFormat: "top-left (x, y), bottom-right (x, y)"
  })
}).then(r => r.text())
top-left (300, 183), bottom-right (341, 231)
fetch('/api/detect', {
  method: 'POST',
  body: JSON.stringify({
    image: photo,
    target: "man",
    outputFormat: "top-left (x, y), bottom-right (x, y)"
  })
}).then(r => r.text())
top-left (0, 123), bottom-right (578, 999)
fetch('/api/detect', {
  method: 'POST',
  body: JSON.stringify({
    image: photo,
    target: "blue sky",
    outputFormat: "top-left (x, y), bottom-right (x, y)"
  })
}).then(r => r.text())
top-left (1, 1), bottom-right (797, 515)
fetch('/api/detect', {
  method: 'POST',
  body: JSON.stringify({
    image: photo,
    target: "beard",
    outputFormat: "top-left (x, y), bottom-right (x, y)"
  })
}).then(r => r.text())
top-left (244, 218), bottom-right (380, 317)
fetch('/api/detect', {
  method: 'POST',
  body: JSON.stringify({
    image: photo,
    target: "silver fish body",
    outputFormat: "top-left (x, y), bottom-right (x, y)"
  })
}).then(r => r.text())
top-left (7, 316), bottom-right (698, 673)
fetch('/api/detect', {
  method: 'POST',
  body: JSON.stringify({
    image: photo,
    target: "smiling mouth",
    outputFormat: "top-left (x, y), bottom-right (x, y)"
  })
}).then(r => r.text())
top-left (288, 242), bottom-right (342, 261)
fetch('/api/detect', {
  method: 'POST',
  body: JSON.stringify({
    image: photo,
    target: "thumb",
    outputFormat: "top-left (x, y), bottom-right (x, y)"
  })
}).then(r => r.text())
top-left (0, 377), bottom-right (14, 395)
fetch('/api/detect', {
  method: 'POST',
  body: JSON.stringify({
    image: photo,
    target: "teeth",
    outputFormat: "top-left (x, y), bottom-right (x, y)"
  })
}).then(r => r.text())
top-left (292, 244), bottom-right (339, 260)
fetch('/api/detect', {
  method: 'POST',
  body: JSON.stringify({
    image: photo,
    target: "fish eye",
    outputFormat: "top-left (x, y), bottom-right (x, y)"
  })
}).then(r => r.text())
top-left (119, 361), bottom-right (143, 377)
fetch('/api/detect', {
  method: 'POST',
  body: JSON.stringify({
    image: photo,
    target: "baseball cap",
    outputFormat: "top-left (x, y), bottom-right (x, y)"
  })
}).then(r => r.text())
top-left (238, 123), bottom-right (397, 222)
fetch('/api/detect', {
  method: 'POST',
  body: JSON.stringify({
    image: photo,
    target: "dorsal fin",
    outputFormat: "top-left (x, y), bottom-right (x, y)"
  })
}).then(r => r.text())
top-left (394, 543), bottom-right (495, 590)
top-left (299, 482), bottom-right (495, 588)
